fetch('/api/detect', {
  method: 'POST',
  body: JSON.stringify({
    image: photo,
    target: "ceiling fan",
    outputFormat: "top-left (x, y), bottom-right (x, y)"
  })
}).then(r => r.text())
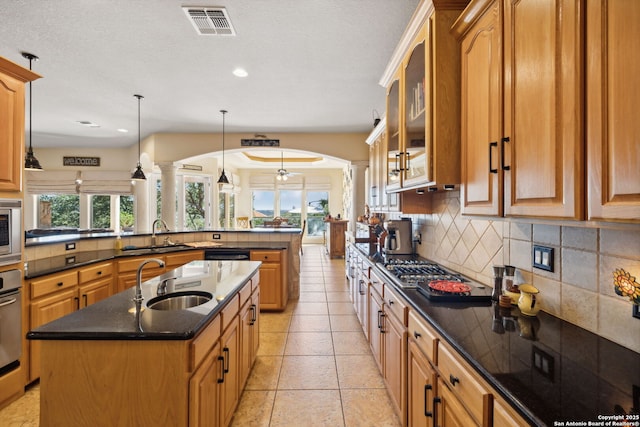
top-left (275, 151), bottom-right (301, 181)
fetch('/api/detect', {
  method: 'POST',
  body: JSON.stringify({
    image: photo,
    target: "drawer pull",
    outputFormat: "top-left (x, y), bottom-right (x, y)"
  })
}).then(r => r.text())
top-left (449, 374), bottom-right (460, 386)
top-left (424, 384), bottom-right (433, 417)
top-left (96, 271), bottom-right (102, 275)
top-left (217, 356), bottom-right (225, 383)
top-left (414, 331), bottom-right (421, 339)
top-left (223, 347), bottom-right (230, 373)
top-left (388, 299), bottom-right (394, 305)
top-left (57, 282), bottom-right (64, 287)
top-left (489, 141), bottom-right (498, 174)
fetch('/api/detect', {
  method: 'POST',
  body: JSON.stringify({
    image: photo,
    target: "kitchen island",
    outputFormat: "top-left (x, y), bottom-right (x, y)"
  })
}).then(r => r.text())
top-left (28, 259), bottom-right (261, 426)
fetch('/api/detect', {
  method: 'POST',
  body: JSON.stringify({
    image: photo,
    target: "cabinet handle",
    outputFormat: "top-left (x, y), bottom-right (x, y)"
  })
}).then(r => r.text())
top-left (449, 374), bottom-right (460, 386)
top-left (489, 141), bottom-right (498, 174)
top-left (388, 299), bottom-right (394, 305)
top-left (377, 310), bottom-right (383, 330)
top-left (250, 304), bottom-right (257, 325)
top-left (82, 294), bottom-right (87, 307)
top-left (217, 356), bottom-right (225, 383)
top-left (57, 282), bottom-right (64, 287)
top-left (501, 137), bottom-right (511, 170)
top-left (358, 279), bottom-right (366, 296)
top-left (96, 271), bottom-right (102, 276)
top-left (405, 151), bottom-right (411, 172)
top-left (223, 347), bottom-right (230, 374)
top-left (424, 384), bottom-right (433, 417)
top-left (414, 331), bottom-right (421, 339)
top-left (433, 397), bottom-right (441, 427)
top-left (395, 152), bottom-right (401, 174)
top-left (74, 296), bottom-right (80, 310)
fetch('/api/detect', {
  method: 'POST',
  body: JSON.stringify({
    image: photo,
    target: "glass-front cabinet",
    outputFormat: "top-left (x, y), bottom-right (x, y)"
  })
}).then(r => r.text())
top-left (382, 4), bottom-right (463, 193)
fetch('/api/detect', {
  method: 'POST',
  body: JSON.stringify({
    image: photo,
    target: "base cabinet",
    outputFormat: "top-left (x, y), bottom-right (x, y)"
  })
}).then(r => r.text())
top-left (189, 341), bottom-right (222, 427)
top-left (325, 220), bottom-right (347, 258)
top-left (251, 250), bottom-right (287, 311)
top-left (436, 377), bottom-right (480, 427)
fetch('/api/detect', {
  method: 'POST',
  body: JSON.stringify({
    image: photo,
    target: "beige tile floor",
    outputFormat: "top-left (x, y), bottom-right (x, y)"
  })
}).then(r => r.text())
top-left (0, 244), bottom-right (400, 426)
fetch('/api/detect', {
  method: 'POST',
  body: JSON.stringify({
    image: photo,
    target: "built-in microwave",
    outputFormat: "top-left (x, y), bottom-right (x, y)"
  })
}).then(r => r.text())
top-left (0, 199), bottom-right (22, 266)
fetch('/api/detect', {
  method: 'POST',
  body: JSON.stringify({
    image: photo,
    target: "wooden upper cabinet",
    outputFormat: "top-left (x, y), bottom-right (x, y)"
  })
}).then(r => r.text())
top-left (586, 0), bottom-right (640, 222)
top-left (502, 0), bottom-right (584, 219)
top-left (386, 76), bottom-right (402, 192)
top-left (457, 0), bottom-right (503, 216)
top-left (0, 56), bottom-right (41, 193)
top-left (455, 0), bottom-right (584, 220)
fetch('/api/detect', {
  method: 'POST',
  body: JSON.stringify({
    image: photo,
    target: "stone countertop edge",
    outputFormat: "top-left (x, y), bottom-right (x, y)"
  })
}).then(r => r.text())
top-left (27, 260), bottom-right (262, 341)
top-left (24, 243), bottom-right (289, 279)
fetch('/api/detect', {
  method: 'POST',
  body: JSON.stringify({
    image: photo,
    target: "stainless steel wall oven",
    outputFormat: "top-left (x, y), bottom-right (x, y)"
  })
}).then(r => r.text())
top-left (0, 199), bottom-right (22, 266)
top-left (0, 269), bottom-right (22, 375)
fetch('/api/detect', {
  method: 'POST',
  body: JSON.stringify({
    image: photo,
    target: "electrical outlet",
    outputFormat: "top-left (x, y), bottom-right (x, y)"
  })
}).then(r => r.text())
top-left (212, 233), bottom-right (221, 240)
top-left (533, 245), bottom-right (554, 272)
top-left (633, 305), bottom-right (640, 320)
top-left (65, 242), bottom-right (76, 251)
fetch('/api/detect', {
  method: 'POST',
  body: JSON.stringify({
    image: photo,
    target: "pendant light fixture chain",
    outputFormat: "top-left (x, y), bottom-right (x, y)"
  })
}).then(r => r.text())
top-left (22, 51), bottom-right (43, 170)
top-left (131, 94), bottom-right (146, 180)
top-left (217, 109), bottom-right (230, 185)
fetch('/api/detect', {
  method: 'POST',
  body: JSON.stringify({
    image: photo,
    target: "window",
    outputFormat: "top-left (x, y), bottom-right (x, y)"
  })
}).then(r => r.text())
top-left (280, 190), bottom-right (302, 226)
top-left (91, 195), bottom-right (111, 229)
top-left (120, 195), bottom-right (134, 232)
top-left (218, 192), bottom-right (236, 228)
top-left (38, 194), bottom-right (80, 228)
top-left (252, 191), bottom-right (275, 227)
top-left (306, 191), bottom-right (329, 239)
top-left (184, 177), bottom-right (206, 230)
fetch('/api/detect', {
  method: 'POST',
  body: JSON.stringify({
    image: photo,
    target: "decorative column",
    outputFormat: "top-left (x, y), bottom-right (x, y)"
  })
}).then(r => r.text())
top-left (158, 162), bottom-right (178, 230)
top-left (349, 161), bottom-right (368, 234)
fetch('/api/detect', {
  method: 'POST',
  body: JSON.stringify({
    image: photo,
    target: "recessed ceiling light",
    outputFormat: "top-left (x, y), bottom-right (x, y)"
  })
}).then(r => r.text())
top-left (233, 68), bottom-right (248, 77)
top-left (117, 129), bottom-right (128, 133)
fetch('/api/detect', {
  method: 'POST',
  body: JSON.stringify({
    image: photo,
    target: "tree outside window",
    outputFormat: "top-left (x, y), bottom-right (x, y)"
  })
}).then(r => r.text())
top-left (38, 195), bottom-right (80, 228)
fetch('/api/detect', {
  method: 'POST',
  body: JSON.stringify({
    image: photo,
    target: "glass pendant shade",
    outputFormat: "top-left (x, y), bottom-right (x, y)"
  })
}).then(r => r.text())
top-left (23, 52), bottom-right (43, 171)
top-left (131, 94), bottom-right (146, 180)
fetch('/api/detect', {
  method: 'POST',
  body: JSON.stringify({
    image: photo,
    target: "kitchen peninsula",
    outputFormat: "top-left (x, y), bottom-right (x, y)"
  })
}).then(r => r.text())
top-left (28, 259), bottom-right (261, 426)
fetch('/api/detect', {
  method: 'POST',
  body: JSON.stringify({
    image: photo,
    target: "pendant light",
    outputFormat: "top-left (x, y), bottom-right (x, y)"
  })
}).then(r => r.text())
top-left (22, 52), bottom-right (43, 171)
top-left (217, 109), bottom-right (229, 187)
top-left (131, 94), bottom-right (146, 181)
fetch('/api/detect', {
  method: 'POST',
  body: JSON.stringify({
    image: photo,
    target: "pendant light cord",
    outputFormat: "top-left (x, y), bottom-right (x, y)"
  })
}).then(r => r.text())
top-left (220, 109), bottom-right (227, 170)
top-left (134, 95), bottom-right (144, 165)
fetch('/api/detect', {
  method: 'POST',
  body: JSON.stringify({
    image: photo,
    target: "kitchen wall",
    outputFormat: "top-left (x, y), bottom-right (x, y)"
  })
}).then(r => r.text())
top-left (394, 190), bottom-right (640, 354)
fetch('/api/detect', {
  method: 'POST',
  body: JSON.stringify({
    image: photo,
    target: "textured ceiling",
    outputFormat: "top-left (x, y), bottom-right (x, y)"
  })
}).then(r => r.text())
top-left (0, 0), bottom-right (419, 151)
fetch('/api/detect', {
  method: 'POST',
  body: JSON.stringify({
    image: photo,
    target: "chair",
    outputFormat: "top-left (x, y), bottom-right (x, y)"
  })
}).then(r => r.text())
top-left (299, 219), bottom-right (306, 255)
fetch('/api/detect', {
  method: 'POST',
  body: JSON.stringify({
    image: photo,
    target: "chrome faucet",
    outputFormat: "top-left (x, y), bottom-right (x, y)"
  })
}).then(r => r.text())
top-left (151, 219), bottom-right (169, 247)
top-left (133, 258), bottom-right (165, 302)
top-left (157, 276), bottom-right (176, 296)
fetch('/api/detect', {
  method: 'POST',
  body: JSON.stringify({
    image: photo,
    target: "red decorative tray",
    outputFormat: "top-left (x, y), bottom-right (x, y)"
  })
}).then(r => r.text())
top-left (428, 280), bottom-right (472, 294)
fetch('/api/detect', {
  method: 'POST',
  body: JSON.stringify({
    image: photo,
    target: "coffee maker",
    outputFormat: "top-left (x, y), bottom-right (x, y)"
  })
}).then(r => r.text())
top-left (384, 218), bottom-right (413, 255)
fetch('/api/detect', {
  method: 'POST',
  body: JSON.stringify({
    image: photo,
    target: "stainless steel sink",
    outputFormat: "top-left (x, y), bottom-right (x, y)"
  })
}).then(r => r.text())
top-left (146, 291), bottom-right (213, 310)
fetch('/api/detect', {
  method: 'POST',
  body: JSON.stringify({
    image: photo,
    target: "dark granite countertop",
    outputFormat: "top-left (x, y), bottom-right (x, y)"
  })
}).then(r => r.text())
top-left (27, 260), bottom-right (261, 340)
top-left (24, 242), bottom-right (289, 279)
top-left (352, 243), bottom-right (640, 427)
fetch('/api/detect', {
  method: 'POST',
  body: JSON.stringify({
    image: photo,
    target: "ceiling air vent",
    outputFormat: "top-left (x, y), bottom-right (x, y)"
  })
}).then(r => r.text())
top-left (183, 7), bottom-right (236, 36)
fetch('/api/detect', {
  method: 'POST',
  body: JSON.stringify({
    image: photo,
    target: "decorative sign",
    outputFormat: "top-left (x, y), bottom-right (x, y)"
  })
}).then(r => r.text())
top-left (241, 139), bottom-right (280, 147)
top-left (63, 156), bottom-right (101, 167)
top-left (181, 164), bottom-right (203, 171)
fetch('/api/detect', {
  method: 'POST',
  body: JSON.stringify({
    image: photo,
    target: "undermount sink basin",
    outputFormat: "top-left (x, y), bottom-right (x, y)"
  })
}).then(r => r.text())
top-left (146, 291), bottom-right (213, 310)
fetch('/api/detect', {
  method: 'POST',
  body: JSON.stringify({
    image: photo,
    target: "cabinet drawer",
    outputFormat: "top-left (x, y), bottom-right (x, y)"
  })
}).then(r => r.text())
top-left (251, 250), bottom-right (281, 263)
top-left (221, 294), bottom-right (239, 331)
top-left (191, 315), bottom-right (221, 370)
top-left (369, 269), bottom-right (384, 298)
top-left (30, 271), bottom-right (78, 299)
top-left (384, 285), bottom-right (407, 326)
top-left (239, 280), bottom-right (252, 307)
top-left (165, 250), bottom-right (203, 268)
top-left (78, 262), bottom-right (113, 283)
top-left (438, 342), bottom-right (490, 424)
top-left (117, 256), bottom-right (165, 273)
top-left (408, 310), bottom-right (438, 364)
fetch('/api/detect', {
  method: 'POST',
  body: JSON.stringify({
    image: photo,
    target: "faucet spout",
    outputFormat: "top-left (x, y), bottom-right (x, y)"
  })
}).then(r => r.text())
top-left (151, 219), bottom-right (170, 246)
top-left (133, 258), bottom-right (165, 302)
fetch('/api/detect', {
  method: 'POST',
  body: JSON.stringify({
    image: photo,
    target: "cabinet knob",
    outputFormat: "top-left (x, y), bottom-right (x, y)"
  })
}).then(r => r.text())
top-left (57, 282), bottom-right (64, 287)
top-left (96, 271), bottom-right (102, 275)
top-left (449, 374), bottom-right (460, 386)
top-left (388, 299), bottom-right (394, 305)
top-left (414, 331), bottom-right (421, 339)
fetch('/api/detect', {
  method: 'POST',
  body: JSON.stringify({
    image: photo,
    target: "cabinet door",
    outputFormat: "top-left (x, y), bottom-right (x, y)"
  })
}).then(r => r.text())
top-left (386, 77), bottom-right (402, 191)
top-left (239, 300), bottom-right (253, 388)
top-left (459, 0), bottom-right (503, 216)
top-left (383, 309), bottom-right (406, 421)
top-left (78, 276), bottom-right (112, 308)
top-left (436, 378), bottom-right (480, 427)
top-left (503, 0), bottom-right (584, 219)
top-left (219, 316), bottom-right (240, 427)
top-left (30, 289), bottom-right (77, 381)
top-left (355, 273), bottom-right (369, 339)
top-left (368, 286), bottom-right (383, 373)
top-left (493, 398), bottom-right (528, 427)
top-left (407, 339), bottom-right (437, 427)
top-left (255, 262), bottom-right (280, 310)
top-left (189, 342), bottom-right (221, 427)
top-left (586, 0), bottom-right (640, 222)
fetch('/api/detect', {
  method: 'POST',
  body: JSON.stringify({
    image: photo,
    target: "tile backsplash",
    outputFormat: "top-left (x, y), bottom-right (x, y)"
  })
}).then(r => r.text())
top-left (396, 190), bottom-right (640, 354)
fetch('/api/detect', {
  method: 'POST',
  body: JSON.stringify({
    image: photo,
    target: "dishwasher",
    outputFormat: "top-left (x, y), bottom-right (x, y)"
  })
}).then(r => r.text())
top-left (204, 248), bottom-right (251, 261)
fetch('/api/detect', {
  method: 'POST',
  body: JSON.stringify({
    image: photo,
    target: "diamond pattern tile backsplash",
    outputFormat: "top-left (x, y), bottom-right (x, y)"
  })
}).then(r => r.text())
top-left (390, 190), bottom-right (640, 353)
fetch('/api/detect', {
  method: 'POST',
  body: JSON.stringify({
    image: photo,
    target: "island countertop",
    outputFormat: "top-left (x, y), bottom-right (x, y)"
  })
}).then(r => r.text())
top-left (27, 260), bottom-right (262, 341)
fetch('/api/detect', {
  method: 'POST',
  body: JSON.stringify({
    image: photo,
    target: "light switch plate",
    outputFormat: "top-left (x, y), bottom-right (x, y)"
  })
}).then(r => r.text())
top-left (533, 245), bottom-right (554, 272)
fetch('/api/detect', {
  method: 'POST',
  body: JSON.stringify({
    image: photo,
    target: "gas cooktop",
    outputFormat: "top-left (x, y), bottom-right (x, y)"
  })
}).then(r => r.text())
top-left (380, 258), bottom-right (492, 303)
